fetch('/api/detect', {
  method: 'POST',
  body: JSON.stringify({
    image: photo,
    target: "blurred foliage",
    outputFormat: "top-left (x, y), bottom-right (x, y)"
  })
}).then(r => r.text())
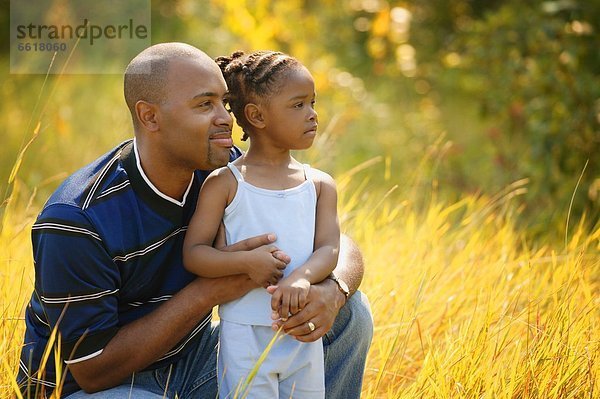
top-left (443, 1), bottom-right (600, 231)
top-left (322, 0), bottom-right (600, 233)
top-left (1, 0), bottom-right (598, 238)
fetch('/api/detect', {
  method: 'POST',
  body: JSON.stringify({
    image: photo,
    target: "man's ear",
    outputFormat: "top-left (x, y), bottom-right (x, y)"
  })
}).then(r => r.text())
top-left (244, 103), bottom-right (266, 129)
top-left (135, 100), bottom-right (160, 132)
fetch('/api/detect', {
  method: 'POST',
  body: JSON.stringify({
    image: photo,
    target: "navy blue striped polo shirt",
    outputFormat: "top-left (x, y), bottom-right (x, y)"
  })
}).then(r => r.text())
top-left (18, 139), bottom-right (241, 397)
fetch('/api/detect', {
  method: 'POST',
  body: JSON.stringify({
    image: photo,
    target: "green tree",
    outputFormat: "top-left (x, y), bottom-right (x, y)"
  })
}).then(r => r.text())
top-left (447, 1), bottom-right (599, 227)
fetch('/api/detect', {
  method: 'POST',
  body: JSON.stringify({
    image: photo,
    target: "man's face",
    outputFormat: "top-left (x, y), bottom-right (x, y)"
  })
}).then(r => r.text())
top-left (157, 57), bottom-right (233, 171)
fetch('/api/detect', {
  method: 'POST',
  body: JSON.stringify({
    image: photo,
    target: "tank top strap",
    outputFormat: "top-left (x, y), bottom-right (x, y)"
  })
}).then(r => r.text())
top-left (227, 163), bottom-right (244, 182)
top-left (302, 164), bottom-right (312, 181)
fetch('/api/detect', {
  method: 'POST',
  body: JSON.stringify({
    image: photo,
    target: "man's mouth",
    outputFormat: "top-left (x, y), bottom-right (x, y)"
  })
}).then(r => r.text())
top-left (209, 131), bottom-right (233, 148)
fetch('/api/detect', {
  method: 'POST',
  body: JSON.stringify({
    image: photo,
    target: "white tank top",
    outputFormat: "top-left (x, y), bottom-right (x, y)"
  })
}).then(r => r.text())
top-left (218, 162), bottom-right (317, 326)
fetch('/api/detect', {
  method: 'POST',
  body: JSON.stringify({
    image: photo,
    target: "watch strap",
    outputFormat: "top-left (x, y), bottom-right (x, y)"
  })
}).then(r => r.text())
top-left (329, 274), bottom-right (350, 299)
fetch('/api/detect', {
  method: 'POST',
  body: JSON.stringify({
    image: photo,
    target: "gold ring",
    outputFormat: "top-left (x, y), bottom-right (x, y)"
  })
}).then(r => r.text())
top-left (308, 321), bottom-right (316, 332)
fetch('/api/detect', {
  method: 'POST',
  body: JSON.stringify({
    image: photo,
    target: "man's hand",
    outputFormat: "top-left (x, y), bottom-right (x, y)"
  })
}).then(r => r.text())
top-left (267, 278), bottom-right (345, 342)
top-left (218, 233), bottom-right (290, 262)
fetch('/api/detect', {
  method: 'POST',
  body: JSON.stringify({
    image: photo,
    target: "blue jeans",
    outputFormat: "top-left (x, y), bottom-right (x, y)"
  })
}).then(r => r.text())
top-left (65, 291), bottom-right (373, 399)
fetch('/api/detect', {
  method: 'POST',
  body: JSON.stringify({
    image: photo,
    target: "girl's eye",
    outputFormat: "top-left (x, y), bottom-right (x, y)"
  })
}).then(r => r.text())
top-left (294, 102), bottom-right (304, 108)
top-left (198, 101), bottom-right (212, 109)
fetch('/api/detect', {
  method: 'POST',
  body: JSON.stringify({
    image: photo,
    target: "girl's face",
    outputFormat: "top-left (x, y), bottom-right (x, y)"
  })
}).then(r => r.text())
top-left (260, 66), bottom-right (318, 150)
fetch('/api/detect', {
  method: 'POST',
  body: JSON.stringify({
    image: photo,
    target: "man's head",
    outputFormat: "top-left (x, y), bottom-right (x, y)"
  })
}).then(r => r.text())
top-left (124, 43), bottom-right (206, 129)
top-left (124, 43), bottom-right (233, 171)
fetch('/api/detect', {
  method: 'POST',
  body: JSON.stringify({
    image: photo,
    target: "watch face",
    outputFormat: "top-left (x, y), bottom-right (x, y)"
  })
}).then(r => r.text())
top-left (336, 277), bottom-right (350, 296)
top-left (339, 279), bottom-right (350, 294)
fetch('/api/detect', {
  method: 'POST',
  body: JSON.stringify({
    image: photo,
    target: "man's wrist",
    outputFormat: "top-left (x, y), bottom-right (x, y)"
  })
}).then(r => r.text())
top-left (327, 274), bottom-right (349, 307)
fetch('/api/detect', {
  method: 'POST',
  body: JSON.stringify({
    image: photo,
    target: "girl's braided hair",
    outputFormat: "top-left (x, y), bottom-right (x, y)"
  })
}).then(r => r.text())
top-left (215, 50), bottom-right (301, 141)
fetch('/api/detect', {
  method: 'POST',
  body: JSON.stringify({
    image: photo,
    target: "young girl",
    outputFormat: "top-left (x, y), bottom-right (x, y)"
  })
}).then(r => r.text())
top-left (182, 50), bottom-right (340, 398)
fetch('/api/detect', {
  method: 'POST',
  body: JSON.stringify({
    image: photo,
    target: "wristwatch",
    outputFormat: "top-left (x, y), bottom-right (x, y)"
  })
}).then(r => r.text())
top-left (329, 273), bottom-right (350, 300)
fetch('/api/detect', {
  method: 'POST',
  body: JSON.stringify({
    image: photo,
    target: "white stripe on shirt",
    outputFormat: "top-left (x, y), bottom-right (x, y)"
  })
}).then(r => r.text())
top-left (83, 149), bottom-right (123, 210)
top-left (40, 289), bottom-right (119, 304)
top-left (32, 222), bottom-right (102, 241)
top-left (112, 227), bottom-right (187, 262)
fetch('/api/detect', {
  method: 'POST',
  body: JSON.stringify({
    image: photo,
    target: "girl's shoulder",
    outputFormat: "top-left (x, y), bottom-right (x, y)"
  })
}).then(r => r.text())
top-left (204, 164), bottom-right (238, 190)
top-left (305, 166), bottom-right (337, 198)
top-left (202, 164), bottom-right (240, 205)
top-left (304, 165), bottom-right (335, 184)
top-left (207, 164), bottom-right (234, 179)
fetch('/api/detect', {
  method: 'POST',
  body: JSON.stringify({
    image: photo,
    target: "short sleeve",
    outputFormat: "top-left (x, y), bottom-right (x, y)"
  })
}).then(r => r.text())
top-left (32, 204), bottom-right (120, 363)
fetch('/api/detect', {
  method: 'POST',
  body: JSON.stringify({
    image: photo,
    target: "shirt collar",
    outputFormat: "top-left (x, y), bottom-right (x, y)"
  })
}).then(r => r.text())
top-left (133, 138), bottom-right (194, 208)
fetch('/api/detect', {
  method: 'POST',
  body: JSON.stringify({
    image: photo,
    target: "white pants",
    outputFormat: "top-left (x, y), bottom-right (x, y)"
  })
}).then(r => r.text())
top-left (218, 320), bottom-right (325, 399)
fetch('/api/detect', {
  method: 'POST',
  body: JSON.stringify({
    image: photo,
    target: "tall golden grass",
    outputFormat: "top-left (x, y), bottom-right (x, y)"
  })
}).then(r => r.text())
top-left (337, 167), bottom-right (599, 398)
top-left (2, 154), bottom-right (598, 397)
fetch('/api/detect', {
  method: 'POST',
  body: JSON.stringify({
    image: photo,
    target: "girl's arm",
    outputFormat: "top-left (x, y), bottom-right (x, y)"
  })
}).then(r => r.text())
top-left (295, 169), bottom-right (340, 282)
top-left (270, 170), bottom-right (340, 318)
top-left (183, 169), bottom-right (286, 286)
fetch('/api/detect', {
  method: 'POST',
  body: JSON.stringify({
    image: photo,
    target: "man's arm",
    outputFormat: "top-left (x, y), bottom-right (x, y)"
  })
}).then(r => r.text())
top-left (333, 234), bottom-right (364, 296)
top-left (69, 234), bottom-right (277, 393)
top-left (269, 234), bottom-right (364, 341)
top-left (69, 275), bottom-right (251, 392)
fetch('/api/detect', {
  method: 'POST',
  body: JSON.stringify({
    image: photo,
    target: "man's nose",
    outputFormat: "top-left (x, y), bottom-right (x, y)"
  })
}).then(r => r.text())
top-left (216, 103), bottom-right (233, 127)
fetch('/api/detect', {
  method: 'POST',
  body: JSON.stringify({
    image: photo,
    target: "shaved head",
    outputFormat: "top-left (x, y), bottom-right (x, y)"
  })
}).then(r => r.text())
top-left (124, 42), bottom-right (216, 129)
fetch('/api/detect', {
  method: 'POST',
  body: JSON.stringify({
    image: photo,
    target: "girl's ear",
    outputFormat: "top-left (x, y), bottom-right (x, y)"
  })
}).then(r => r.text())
top-left (136, 100), bottom-right (160, 132)
top-left (244, 103), bottom-right (266, 129)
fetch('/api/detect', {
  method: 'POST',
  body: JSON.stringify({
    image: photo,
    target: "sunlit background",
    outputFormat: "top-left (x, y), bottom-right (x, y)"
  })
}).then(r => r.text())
top-left (1, 1), bottom-right (599, 397)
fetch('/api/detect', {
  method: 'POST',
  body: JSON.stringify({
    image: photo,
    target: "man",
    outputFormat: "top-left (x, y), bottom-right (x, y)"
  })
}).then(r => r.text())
top-left (18, 42), bottom-right (373, 398)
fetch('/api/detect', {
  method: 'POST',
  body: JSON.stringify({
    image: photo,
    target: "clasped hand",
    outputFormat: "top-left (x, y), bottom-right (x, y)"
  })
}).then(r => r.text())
top-left (269, 276), bottom-right (310, 320)
top-left (244, 248), bottom-right (311, 320)
top-left (244, 245), bottom-right (288, 287)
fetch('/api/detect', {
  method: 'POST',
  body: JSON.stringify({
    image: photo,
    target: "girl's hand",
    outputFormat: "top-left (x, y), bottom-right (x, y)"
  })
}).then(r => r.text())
top-left (269, 277), bottom-right (310, 320)
top-left (245, 245), bottom-right (287, 287)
